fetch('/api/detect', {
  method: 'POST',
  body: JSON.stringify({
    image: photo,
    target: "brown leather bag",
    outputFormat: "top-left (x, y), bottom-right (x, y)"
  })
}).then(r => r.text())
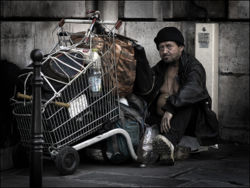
top-left (70, 33), bottom-right (137, 97)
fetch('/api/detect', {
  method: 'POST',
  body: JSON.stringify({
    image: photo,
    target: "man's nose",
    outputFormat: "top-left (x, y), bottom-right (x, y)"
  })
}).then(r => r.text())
top-left (162, 47), bottom-right (169, 53)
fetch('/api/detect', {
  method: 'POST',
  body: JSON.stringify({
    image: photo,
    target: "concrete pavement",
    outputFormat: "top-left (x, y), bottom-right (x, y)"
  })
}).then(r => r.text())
top-left (1, 143), bottom-right (249, 187)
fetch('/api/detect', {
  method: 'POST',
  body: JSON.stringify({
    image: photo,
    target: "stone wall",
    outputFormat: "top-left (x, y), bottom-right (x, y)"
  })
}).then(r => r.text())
top-left (218, 22), bottom-right (249, 143)
top-left (1, 0), bottom-right (249, 144)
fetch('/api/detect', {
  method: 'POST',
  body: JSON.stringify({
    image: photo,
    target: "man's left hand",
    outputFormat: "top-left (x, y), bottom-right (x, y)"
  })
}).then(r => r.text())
top-left (160, 111), bottom-right (173, 133)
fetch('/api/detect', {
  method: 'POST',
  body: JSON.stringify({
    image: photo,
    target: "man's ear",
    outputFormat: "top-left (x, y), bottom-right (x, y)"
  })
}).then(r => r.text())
top-left (179, 45), bottom-right (184, 52)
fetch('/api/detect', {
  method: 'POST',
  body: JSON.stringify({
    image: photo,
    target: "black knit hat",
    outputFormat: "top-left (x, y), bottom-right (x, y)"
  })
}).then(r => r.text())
top-left (154, 27), bottom-right (184, 50)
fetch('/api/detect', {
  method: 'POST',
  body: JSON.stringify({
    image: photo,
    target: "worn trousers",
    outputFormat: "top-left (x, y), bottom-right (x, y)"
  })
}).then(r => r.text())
top-left (146, 105), bottom-right (198, 147)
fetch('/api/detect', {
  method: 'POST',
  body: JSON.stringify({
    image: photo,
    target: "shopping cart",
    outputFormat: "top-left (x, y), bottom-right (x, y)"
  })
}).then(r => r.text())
top-left (10, 10), bottom-right (138, 175)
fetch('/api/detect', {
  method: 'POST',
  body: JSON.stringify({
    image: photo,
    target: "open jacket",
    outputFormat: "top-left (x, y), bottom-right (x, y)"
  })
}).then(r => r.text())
top-left (141, 51), bottom-right (219, 146)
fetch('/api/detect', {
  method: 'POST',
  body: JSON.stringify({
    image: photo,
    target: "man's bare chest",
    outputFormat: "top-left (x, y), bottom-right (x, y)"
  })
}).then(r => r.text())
top-left (160, 65), bottom-right (179, 94)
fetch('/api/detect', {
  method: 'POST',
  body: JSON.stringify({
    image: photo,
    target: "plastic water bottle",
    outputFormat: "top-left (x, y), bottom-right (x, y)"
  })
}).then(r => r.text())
top-left (88, 48), bottom-right (102, 97)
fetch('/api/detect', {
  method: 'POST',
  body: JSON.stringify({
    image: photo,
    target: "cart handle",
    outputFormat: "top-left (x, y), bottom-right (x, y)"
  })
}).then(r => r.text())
top-left (17, 92), bottom-right (32, 100)
top-left (17, 92), bottom-right (70, 108)
top-left (58, 18), bottom-right (65, 27)
top-left (115, 20), bottom-right (122, 30)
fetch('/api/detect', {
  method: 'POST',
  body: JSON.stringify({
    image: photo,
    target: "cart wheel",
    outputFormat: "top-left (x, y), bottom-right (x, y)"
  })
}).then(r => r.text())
top-left (55, 146), bottom-right (80, 175)
top-left (12, 143), bottom-right (29, 168)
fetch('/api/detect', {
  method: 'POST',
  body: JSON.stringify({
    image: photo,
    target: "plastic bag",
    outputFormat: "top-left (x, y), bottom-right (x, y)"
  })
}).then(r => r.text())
top-left (137, 124), bottom-right (159, 164)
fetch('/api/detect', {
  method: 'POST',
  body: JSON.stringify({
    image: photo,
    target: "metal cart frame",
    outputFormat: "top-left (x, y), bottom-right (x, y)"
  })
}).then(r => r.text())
top-left (11, 11), bottom-right (138, 175)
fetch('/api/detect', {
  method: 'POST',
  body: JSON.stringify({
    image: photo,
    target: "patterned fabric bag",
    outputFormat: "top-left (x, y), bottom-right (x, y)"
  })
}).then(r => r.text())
top-left (70, 32), bottom-right (137, 97)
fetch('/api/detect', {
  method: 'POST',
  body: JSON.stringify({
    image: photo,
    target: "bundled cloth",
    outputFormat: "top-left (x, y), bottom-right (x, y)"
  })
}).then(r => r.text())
top-left (70, 32), bottom-right (153, 98)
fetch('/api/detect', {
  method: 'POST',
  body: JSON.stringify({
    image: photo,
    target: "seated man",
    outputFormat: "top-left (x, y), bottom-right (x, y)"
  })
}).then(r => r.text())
top-left (143, 27), bottom-right (219, 165)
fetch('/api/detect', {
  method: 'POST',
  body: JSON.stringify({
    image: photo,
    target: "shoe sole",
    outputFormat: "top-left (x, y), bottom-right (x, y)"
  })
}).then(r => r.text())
top-left (152, 135), bottom-right (174, 165)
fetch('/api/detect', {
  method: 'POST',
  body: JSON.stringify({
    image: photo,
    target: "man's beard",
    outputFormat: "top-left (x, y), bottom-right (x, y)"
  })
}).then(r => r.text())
top-left (163, 56), bottom-right (179, 65)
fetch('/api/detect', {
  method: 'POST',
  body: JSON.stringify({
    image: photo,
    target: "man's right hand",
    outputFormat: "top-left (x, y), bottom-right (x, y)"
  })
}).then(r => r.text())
top-left (160, 111), bottom-right (173, 133)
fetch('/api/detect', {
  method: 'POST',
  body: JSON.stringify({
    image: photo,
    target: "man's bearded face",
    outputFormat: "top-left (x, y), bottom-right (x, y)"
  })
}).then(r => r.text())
top-left (158, 41), bottom-right (184, 63)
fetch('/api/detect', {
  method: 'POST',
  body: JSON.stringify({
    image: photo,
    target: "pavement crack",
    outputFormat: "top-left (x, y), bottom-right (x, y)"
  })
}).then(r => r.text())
top-left (227, 180), bottom-right (245, 186)
top-left (170, 167), bottom-right (195, 178)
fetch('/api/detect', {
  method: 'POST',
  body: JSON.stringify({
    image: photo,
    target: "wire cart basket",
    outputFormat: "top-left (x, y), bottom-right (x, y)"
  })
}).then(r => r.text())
top-left (11, 11), bottom-right (138, 175)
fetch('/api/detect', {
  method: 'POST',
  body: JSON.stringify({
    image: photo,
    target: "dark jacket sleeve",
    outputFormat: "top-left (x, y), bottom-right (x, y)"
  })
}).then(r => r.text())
top-left (133, 44), bottom-right (154, 96)
top-left (162, 62), bottom-right (210, 114)
top-left (141, 62), bottom-right (163, 104)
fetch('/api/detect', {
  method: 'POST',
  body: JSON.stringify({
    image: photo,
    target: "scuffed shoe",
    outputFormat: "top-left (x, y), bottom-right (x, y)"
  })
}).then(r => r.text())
top-left (152, 135), bottom-right (175, 165)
